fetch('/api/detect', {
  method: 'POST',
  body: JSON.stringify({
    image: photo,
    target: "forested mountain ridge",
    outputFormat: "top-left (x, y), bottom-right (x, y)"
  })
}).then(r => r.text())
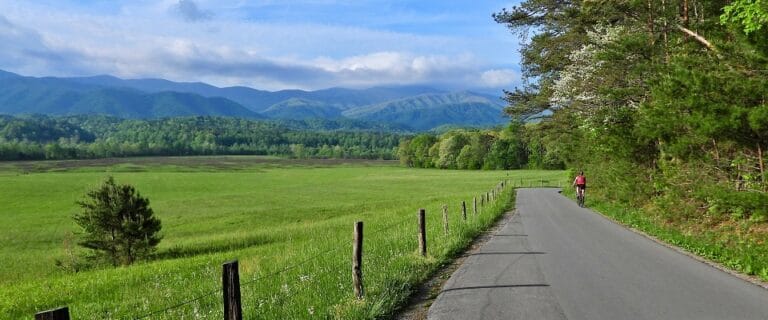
top-left (67, 75), bottom-right (444, 112)
top-left (262, 98), bottom-right (344, 120)
top-left (343, 91), bottom-right (507, 130)
top-left (0, 70), bottom-right (507, 130)
top-left (344, 91), bottom-right (503, 116)
top-left (0, 74), bottom-right (262, 118)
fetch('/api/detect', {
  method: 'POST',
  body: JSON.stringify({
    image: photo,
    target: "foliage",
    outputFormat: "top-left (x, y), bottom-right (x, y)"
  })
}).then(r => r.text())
top-left (721, 0), bottom-right (768, 34)
top-left (0, 115), bottom-right (403, 160)
top-left (0, 115), bottom-right (95, 144)
top-left (74, 176), bottom-right (162, 266)
top-left (397, 122), bottom-right (546, 170)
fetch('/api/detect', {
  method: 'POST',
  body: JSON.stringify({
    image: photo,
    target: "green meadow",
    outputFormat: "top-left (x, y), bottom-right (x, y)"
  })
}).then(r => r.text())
top-left (0, 156), bottom-right (565, 319)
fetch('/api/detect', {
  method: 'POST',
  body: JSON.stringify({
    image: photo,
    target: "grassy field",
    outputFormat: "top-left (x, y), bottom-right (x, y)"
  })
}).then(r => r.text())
top-left (0, 156), bottom-right (565, 319)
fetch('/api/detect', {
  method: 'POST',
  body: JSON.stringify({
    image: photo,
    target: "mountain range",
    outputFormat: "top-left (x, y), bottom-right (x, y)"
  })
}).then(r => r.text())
top-left (0, 69), bottom-right (509, 131)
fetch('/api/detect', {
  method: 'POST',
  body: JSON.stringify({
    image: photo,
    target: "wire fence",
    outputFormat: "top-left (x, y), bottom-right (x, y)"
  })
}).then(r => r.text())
top-left (34, 178), bottom-right (564, 320)
top-left (133, 288), bottom-right (220, 319)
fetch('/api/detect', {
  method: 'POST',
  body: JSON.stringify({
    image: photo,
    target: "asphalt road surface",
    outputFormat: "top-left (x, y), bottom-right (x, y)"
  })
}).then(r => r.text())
top-left (427, 188), bottom-right (768, 320)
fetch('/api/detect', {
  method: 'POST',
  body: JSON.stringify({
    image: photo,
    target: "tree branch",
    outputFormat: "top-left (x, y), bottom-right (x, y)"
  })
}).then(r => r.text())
top-left (675, 24), bottom-right (717, 52)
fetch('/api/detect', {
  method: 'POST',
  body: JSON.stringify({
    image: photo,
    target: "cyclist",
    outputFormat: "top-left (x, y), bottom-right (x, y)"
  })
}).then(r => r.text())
top-left (573, 171), bottom-right (586, 206)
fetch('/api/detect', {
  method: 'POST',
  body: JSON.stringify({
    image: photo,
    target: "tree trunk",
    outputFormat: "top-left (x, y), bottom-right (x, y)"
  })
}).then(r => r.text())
top-left (111, 228), bottom-right (118, 266)
top-left (758, 142), bottom-right (765, 190)
top-left (647, 0), bottom-right (655, 46)
top-left (662, 0), bottom-right (669, 63)
top-left (126, 241), bottom-right (134, 265)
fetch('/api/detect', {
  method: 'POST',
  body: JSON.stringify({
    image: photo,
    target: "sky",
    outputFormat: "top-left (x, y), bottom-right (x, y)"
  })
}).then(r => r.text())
top-left (0, 0), bottom-right (523, 92)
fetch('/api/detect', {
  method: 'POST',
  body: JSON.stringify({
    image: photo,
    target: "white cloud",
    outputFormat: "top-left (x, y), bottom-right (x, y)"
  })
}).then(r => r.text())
top-left (481, 69), bottom-right (517, 87)
top-left (0, 2), bottom-right (522, 91)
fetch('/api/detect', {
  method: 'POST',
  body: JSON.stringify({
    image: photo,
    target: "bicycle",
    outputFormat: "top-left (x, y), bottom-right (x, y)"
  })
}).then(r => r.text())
top-left (573, 171), bottom-right (587, 208)
top-left (576, 187), bottom-right (585, 207)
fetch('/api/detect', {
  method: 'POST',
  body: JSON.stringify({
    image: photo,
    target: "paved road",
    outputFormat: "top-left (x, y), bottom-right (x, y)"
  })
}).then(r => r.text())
top-left (427, 188), bottom-right (768, 320)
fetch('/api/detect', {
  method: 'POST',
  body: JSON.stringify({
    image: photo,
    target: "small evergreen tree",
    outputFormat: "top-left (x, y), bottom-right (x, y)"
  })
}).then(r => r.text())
top-left (74, 177), bottom-right (162, 266)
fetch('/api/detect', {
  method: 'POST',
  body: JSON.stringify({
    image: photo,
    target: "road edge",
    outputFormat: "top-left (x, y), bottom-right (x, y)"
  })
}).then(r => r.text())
top-left (394, 210), bottom-right (517, 320)
top-left (555, 190), bottom-right (768, 292)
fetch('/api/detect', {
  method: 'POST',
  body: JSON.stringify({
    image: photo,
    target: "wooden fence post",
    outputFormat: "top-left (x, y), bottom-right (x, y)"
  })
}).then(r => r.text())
top-left (353, 221), bottom-right (364, 299)
top-left (473, 197), bottom-right (478, 216)
top-left (461, 201), bottom-right (467, 221)
top-left (441, 205), bottom-right (449, 235)
top-left (222, 261), bottom-right (243, 320)
top-left (35, 307), bottom-right (69, 320)
top-left (418, 209), bottom-right (427, 257)
top-left (480, 194), bottom-right (484, 207)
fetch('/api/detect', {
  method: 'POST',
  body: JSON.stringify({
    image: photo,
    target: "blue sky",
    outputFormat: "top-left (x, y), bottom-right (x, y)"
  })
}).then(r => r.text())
top-left (0, 0), bottom-right (522, 91)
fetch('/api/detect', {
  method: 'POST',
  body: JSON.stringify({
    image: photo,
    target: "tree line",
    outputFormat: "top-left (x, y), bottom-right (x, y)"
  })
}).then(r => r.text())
top-left (0, 114), bottom-right (573, 170)
top-left (0, 115), bottom-right (402, 160)
top-left (493, 1), bottom-right (767, 218)
top-left (397, 121), bottom-right (563, 170)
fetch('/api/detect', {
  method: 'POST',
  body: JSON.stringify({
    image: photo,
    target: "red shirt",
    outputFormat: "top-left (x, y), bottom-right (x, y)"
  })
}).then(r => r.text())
top-left (575, 175), bottom-right (586, 185)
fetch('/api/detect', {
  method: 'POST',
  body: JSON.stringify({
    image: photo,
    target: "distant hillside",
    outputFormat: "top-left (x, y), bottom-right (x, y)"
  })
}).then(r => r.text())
top-left (0, 70), bottom-right (20, 80)
top-left (304, 86), bottom-right (445, 110)
top-left (69, 75), bottom-right (443, 112)
top-left (262, 98), bottom-right (343, 119)
top-left (342, 92), bottom-right (507, 131)
top-left (270, 118), bottom-right (412, 132)
top-left (0, 74), bottom-right (261, 118)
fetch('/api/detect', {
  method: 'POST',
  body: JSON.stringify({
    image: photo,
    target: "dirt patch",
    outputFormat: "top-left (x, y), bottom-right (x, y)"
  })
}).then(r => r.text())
top-left (394, 211), bottom-right (516, 320)
top-left (0, 156), bottom-right (399, 173)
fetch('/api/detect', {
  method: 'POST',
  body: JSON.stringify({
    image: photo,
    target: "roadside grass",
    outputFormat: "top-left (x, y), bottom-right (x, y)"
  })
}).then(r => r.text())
top-left (562, 189), bottom-right (768, 284)
top-left (0, 157), bottom-right (564, 319)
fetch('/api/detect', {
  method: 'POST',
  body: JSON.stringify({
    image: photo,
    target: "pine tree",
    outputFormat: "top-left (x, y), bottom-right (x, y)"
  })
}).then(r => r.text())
top-left (74, 177), bottom-right (162, 266)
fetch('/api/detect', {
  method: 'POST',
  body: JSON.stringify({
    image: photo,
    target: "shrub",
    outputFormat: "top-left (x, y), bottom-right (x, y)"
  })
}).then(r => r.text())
top-left (699, 186), bottom-right (768, 220)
